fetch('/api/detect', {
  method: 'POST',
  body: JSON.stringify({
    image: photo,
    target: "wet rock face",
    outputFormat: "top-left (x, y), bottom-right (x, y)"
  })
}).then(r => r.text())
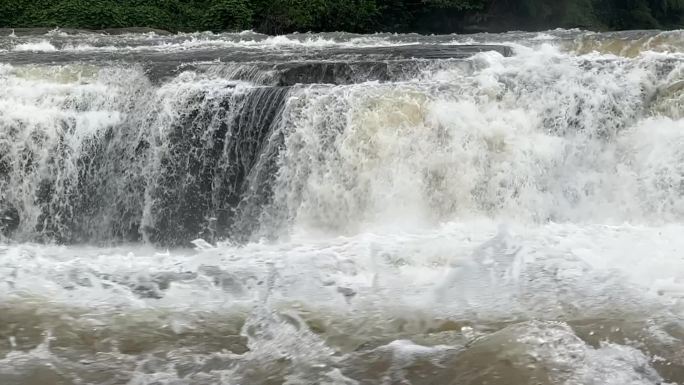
top-left (276, 62), bottom-right (393, 86)
top-left (143, 86), bottom-right (289, 246)
top-left (0, 206), bottom-right (19, 236)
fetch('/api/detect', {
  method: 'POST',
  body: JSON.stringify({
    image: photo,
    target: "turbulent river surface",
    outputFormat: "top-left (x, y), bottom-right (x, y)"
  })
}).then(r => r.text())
top-left (0, 28), bottom-right (683, 385)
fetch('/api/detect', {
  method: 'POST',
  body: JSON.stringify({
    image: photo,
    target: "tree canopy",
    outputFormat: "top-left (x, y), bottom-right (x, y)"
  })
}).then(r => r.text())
top-left (0, 0), bottom-right (682, 33)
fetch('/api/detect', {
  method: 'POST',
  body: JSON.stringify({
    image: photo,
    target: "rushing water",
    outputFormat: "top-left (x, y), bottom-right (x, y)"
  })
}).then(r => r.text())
top-left (0, 28), bottom-right (683, 385)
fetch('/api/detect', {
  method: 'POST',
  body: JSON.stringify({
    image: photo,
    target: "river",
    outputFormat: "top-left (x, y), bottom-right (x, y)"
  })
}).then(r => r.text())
top-left (0, 28), bottom-right (683, 385)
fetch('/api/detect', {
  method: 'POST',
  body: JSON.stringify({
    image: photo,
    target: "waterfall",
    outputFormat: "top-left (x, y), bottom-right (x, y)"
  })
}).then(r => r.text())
top-left (0, 29), bottom-right (683, 385)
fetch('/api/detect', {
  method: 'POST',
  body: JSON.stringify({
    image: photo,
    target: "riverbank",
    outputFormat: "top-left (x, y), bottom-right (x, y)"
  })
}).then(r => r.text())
top-left (1, 0), bottom-right (682, 35)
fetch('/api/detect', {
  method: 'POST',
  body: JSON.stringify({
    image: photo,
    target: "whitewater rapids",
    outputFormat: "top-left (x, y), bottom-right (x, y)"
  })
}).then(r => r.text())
top-left (0, 29), bottom-right (683, 385)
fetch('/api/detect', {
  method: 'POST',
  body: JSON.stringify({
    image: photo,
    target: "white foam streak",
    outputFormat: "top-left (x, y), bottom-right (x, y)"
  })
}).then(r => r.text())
top-left (13, 40), bottom-right (57, 52)
top-left (8, 35), bottom-right (420, 53)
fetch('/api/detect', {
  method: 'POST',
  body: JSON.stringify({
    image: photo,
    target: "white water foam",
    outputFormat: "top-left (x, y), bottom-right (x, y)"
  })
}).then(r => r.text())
top-left (12, 40), bottom-right (58, 52)
top-left (265, 45), bottom-right (684, 238)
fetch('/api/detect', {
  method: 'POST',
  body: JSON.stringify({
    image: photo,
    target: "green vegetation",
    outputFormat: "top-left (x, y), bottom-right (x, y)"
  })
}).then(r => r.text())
top-left (1, 0), bottom-right (682, 33)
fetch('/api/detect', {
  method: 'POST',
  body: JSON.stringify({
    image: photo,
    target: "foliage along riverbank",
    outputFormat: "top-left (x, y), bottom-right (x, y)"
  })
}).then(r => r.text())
top-left (1, 0), bottom-right (683, 34)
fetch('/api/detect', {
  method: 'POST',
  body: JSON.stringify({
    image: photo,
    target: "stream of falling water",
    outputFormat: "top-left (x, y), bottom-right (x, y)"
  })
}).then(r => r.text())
top-left (0, 29), bottom-right (683, 385)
